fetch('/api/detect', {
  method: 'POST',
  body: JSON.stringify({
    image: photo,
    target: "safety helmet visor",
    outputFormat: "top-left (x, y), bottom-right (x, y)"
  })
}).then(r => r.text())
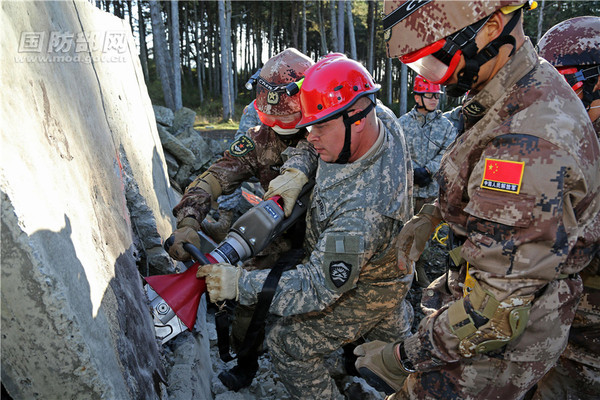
top-left (256, 108), bottom-right (302, 130)
top-left (404, 50), bottom-right (462, 85)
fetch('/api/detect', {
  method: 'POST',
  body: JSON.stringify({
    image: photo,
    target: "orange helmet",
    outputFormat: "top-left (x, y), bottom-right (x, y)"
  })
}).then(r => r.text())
top-left (296, 54), bottom-right (380, 128)
top-left (413, 75), bottom-right (442, 93)
top-left (255, 48), bottom-right (314, 130)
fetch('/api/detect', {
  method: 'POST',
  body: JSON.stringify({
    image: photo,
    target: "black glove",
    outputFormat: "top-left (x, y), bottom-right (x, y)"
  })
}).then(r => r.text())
top-left (413, 167), bottom-right (432, 187)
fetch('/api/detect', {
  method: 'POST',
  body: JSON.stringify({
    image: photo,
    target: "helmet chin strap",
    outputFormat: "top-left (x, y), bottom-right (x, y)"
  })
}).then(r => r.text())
top-left (335, 101), bottom-right (375, 164)
top-left (446, 11), bottom-right (521, 97)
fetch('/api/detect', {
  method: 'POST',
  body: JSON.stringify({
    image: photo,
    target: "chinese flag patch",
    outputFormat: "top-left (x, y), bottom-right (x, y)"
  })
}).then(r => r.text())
top-left (480, 158), bottom-right (525, 194)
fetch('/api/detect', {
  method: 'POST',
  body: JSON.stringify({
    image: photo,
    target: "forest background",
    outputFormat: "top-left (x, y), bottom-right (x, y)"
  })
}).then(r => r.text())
top-left (95, 0), bottom-right (600, 129)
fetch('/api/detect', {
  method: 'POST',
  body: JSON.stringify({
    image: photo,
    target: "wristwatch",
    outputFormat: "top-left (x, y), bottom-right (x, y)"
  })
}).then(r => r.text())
top-left (398, 342), bottom-right (416, 373)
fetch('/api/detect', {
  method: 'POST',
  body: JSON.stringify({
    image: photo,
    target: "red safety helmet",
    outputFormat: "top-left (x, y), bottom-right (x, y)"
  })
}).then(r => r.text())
top-left (413, 75), bottom-right (442, 93)
top-left (296, 54), bottom-right (380, 128)
top-left (255, 48), bottom-right (314, 129)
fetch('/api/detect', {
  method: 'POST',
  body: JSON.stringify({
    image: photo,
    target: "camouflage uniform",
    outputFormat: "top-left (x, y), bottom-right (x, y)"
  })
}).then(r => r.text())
top-left (173, 126), bottom-right (317, 226)
top-left (215, 99), bottom-right (262, 213)
top-left (399, 107), bottom-right (456, 206)
top-left (391, 39), bottom-right (600, 400)
top-left (237, 104), bottom-right (414, 400)
top-left (531, 91), bottom-right (600, 400)
top-left (443, 106), bottom-right (463, 133)
top-left (235, 100), bottom-right (261, 140)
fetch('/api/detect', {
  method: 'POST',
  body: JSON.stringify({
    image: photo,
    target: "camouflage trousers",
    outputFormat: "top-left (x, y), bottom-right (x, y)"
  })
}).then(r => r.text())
top-left (532, 356), bottom-right (600, 400)
top-left (267, 275), bottom-right (414, 400)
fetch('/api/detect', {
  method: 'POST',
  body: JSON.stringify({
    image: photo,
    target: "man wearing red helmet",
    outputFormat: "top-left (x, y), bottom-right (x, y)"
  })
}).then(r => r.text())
top-left (532, 16), bottom-right (600, 400)
top-left (166, 49), bottom-right (318, 389)
top-left (399, 75), bottom-right (457, 286)
top-left (354, 1), bottom-right (600, 399)
top-left (198, 54), bottom-right (414, 399)
top-left (168, 48), bottom-right (316, 263)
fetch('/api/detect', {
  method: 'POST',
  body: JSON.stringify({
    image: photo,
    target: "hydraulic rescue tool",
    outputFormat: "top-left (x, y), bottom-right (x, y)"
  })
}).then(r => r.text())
top-left (144, 182), bottom-right (314, 344)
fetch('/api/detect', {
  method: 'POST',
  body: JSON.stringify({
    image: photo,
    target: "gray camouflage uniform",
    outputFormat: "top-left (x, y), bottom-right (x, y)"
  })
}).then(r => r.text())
top-left (392, 39), bottom-right (600, 400)
top-left (237, 103), bottom-right (414, 400)
top-left (399, 107), bottom-right (456, 201)
top-left (443, 106), bottom-right (462, 133)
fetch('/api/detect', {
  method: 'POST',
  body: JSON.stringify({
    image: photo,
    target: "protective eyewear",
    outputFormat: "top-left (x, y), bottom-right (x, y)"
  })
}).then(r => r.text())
top-left (399, 16), bottom-right (491, 84)
top-left (256, 108), bottom-right (302, 130)
top-left (421, 92), bottom-right (441, 99)
top-left (557, 66), bottom-right (600, 92)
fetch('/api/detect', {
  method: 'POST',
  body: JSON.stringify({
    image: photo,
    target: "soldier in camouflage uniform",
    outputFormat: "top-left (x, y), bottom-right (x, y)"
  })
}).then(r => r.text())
top-left (354, 2), bottom-right (600, 399)
top-left (201, 98), bottom-right (262, 242)
top-left (198, 54), bottom-right (414, 399)
top-left (400, 75), bottom-right (456, 286)
top-left (531, 16), bottom-right (600, 400)
top-left (167, 48), bottom-right (317, 264)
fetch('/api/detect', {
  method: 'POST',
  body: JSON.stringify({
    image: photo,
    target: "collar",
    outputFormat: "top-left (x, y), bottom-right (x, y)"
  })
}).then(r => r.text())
top-left (461, 38), bottom-right (538, 127)
top-left (356, 119), bottom-right (384, 162)
top-left (410, 107), bottom-right (441, 122)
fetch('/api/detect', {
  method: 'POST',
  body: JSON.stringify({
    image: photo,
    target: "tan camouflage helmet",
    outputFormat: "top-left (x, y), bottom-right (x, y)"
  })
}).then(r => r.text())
top-left (537, 16), bottom-right (600, 68)
top-left (255, 48), bottom-right (314, 116)
top-left (383, 0), bottom-right (534, 58)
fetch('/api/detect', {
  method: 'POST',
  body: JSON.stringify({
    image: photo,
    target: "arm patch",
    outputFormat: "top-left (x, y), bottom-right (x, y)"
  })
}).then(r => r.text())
top-left (230, 135), bottom-right (255, 157)
top-left (322, 234), bottom-right (364, 293)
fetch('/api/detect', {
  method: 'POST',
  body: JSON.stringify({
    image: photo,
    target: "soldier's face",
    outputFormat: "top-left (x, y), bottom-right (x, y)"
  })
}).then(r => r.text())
top-left (306, 116), bottom-right (360, 163)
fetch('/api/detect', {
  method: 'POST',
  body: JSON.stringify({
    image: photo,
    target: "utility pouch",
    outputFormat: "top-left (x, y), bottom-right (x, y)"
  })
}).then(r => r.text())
top-left (448, 278), bottom-right (533, 358)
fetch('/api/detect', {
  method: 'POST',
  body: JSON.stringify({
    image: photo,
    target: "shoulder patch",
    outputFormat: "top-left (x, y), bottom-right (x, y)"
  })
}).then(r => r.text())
top-left (229, 135), bottom-right (255, 157)
top-left (322, 234), bottom-right (363, 293)
top-left (329, 261), bottom-right (352, 288)
top-left (480, 158), bottom-right (525, 194)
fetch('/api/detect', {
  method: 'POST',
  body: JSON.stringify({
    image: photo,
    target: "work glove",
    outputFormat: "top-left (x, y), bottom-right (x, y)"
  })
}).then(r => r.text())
top-left (167, 217), bottom-right (202, 262)
top-left (413, 167), bottom-right (432, 187)
top-left (196, 263), bottom-right (242, 302)
top-left (398, 204), bottom-right (442, 262)
top-left (201, 209), bottom-right (234, 242)
top-left (354, 340), bottom-right (412, 395)
top-left (263, 168), bottom-right (308, 217)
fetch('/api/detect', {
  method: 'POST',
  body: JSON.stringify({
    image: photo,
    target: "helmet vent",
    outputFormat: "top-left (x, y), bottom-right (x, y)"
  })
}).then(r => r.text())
top-left (317, 104), bottom-right (323, 110)
top-left (353, 86), bottom-right (358, 91)
top-left (334, 85), bottom-right (344, 91)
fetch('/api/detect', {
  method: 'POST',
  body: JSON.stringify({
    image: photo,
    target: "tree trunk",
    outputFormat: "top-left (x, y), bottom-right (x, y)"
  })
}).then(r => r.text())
top-left (183, 3), bottom-right (193, 86)
top-left (536, 0), bottom-right (546, 44)
top-left (138, 0), bottom-right (149, 81)
top-left (367, 0), bottom-right (375, 73)
top-left (399, 63), bottom-right (408, 115)
top-left (149, 0), bottom-right (175, 110)
top-left (219, 0), bottom-right (232, 121)
top-left (193, 1), bottom-right (204, 103)
top-left (291, 2), bottom-right (299, 49)
top-left (317, 1), bottom-right (328, 54)
top-left (269, 2), bottom-right (275, 59)
top-left (337, 0), bottom-right (344, 53)
top-left (226, 1), bottom-right (234, 113)
top-left (346, 1), bottom-right (356, 60)
top-left (330, 0), bottom-right (338, 52)
top-left (302, 0), bottom-right (307, 54)
top-left (170, 0), bottom-right (182, 110)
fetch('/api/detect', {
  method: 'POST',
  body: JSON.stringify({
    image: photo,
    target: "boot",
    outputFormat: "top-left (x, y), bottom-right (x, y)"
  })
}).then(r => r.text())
top-left (218, 356), bottom-right (259, 391)
top-left (414, 261), bottom-right (431, 288)
top-left (201, 209), bottom-right (234, 242)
